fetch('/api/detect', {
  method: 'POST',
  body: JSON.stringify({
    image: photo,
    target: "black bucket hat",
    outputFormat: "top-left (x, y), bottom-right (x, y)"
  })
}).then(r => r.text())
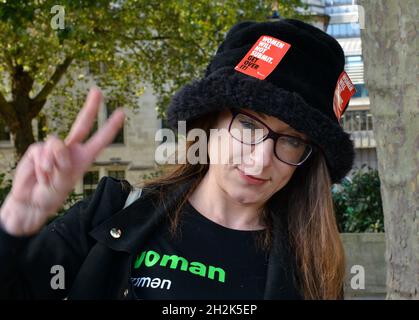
top-left (167, 18), bottom-right (355, 184)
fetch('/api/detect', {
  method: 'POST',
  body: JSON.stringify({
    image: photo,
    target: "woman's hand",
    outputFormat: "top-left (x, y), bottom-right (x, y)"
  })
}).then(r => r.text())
top-left (0, 88), bottom-right (125, 236)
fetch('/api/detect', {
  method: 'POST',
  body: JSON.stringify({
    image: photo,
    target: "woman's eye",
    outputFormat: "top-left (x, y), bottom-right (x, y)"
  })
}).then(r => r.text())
top-left (285, 137), bottom-right (302, 148)
top-left (239, 120), bottom-right (258, 129)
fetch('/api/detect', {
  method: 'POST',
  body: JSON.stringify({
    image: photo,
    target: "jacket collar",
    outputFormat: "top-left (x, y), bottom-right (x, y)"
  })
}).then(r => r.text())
top-left (89, 181), bottom-right (302, 300)
top-left (89, 181), bottom-right (193, 254)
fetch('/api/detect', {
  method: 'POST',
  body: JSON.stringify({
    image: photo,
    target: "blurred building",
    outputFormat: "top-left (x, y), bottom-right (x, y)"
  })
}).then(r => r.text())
top-left (0, 73), bottom-right (160, 196)
top-left (302, 0), bottom-right (377, 172)
top-left (76, 83), bottom-right (161, 196)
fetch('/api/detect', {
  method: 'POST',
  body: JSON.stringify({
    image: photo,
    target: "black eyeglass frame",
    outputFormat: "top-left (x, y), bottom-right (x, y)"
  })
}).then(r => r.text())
top-left (228, 108), bottom-right (316, 166)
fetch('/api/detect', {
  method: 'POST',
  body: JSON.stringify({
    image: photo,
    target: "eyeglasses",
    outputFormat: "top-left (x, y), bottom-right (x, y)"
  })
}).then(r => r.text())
top-left (228, 109), bottom-right (314, 166)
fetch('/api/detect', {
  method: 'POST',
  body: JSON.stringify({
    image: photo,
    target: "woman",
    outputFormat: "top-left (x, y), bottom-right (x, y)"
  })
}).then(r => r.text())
top-left (0, 19), bottom-right (355, 300)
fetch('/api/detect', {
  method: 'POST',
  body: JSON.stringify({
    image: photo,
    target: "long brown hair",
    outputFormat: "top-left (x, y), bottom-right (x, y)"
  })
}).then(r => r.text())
top-left (136, 110), bottom-right (345, 300)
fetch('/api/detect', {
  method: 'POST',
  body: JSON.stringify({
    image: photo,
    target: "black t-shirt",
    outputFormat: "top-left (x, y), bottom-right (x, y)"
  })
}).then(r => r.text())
top-left (130, 200), bottom-right (269, 299)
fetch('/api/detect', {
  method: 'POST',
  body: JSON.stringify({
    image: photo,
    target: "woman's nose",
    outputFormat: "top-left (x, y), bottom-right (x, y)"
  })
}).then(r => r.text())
top-left (245, 139), bottom-right (275, 174)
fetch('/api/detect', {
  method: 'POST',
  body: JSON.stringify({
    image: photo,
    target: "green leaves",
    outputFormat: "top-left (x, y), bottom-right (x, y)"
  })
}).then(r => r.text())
top-left (333, 165), bottom-right (384, 233)
top-left (0, 0), bottom-right (305, 157)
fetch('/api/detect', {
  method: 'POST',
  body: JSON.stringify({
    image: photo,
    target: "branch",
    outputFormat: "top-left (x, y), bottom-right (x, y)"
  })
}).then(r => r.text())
top-left (32, 57), bottom-right (73, 104)
top-left (182, 38), bottom-right (207, 58)
top-left (122, 33), bottom-right (172, 43)
top-left (146, 36), bottom-right (171, 41)
top-left (2, 52), bottom-right (15, 71)
top-left (0, 90), bottom-right (15, 122)
top-left (122, 32), bottom-right (207, 61)
top-left (128, 45), bottom-right (154, 61)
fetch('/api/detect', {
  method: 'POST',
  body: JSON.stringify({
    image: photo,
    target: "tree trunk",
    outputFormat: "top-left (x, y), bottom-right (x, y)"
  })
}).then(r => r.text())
top-left (358, 0), bottom-right (418, 299)
top-left (0, 58), bottom-right (71, 162)
top-left (12, 117), bottom-right (35, 162)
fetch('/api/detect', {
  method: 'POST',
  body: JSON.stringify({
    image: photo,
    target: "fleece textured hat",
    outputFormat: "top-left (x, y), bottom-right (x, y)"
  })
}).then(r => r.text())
top-left (167, 19), bottom-right (355, 184)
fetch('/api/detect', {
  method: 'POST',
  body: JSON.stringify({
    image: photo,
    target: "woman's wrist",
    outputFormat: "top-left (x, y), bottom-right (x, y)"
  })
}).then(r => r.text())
top-left (0, 193), bottom-right (43, 237)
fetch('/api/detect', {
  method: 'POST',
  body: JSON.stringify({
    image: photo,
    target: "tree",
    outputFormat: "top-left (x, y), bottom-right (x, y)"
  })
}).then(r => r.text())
top-left (332, 166), bottom-right (384, 233)
top-left (0, 0), bottom-right (305, 160)
top-left (358, 0), bottom-right (418, 299)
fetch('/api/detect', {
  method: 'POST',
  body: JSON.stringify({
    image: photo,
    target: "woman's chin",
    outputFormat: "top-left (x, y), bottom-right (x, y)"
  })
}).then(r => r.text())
top-left (227, 187), bottom-right (264, 205)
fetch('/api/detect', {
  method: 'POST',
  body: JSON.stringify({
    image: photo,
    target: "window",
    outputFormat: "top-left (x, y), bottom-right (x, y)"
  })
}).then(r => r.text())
top-left (108, 170), bottom-right (125, 180)
top-left (367, 113), bottom-right (373, 131)
top-left (325, 5), bottom-right (357, 14)
top-left (353, 84), bottom-right (369, 98)
top-left (327, 23), bottom-right (360, 38)
top-left (88, 61), bottom-right (107, 75)
top-left (83, 171), bottom-right (99, 197)
top-left (346, 55), bottom-right (363, 65)
top-left (340, 110), bottom-right (373, 132)
top-left (325, 0), bottom-right (356, 5)
top-left (106, 100), bottom-right (124, 144)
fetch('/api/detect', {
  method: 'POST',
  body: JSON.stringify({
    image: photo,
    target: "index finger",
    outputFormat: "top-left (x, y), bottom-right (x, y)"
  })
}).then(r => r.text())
top-left (64, 87), bottom-right (103, 146)
top-left (81, 108), bottom-right (126, 163)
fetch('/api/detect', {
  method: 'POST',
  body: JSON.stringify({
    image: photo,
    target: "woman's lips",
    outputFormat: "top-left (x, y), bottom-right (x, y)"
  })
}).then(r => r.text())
top-left (237, 168), bottom-right (269, 185)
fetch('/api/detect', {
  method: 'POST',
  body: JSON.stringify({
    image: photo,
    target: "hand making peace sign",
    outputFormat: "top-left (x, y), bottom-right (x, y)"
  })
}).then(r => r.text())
top-left (0, 88), bottom-right (125, 236)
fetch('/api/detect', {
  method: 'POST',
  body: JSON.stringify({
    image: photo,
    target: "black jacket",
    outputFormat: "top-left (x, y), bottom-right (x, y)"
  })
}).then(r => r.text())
top-left (0, 176), bottom-right (302, 299)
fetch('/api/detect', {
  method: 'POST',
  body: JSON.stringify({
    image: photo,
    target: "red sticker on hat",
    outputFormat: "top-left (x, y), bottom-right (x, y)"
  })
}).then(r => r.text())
top-left (333, 71), bottom-right (356, 120)
top-left (234, 35), bottom-right (291, 80)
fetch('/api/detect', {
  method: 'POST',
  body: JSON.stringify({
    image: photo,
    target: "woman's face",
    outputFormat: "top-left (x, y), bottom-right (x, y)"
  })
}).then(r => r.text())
top-left (207, 108), bottom-right (308, 206)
